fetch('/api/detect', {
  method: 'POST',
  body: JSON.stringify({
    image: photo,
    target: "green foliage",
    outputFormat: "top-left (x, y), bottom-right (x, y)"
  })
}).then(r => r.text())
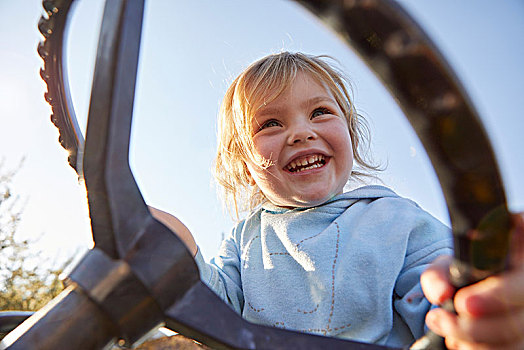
top-left (0, 160), bottom-right (67, 311)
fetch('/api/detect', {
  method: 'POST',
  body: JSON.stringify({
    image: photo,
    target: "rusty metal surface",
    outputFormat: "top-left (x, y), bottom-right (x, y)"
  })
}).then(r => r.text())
top-left (82, 0), bottom-right (145, 259)
top-left (1, 0), bottom-right (514, 349)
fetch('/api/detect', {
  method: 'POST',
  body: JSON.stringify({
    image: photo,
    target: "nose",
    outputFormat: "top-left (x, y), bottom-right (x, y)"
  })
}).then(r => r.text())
top-left (288, 120), bottom-right (316, 145)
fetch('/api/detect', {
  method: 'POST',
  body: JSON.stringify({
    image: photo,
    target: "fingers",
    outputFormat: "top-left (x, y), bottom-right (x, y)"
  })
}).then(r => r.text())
top-left (422, 212), bottom-right (524, 349)
top-left (426, 307), bottom-right (524, 348)
top-left (453, 268), bottom-right (524, 317)
top-left (426, 257), bottom-right (524, 349)
top-left (420, 255), bottom-right (455, 305)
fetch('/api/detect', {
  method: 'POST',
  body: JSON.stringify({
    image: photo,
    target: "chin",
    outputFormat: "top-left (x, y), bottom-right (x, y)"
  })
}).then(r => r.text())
top-left (290, 194), bottom-right (337, 208)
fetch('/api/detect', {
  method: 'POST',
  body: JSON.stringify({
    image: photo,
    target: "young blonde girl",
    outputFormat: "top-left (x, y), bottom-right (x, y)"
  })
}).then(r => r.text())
top-left (152, 52), bottom-right (524, 349)
top-left (214, 52), bottom-right (378, 216)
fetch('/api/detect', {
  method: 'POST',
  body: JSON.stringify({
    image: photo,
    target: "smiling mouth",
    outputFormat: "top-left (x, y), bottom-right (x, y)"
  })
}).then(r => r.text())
top-left (285, 154), bottom-right (327, 173)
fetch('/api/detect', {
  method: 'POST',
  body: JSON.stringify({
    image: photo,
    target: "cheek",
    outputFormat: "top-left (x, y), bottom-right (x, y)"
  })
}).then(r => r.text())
top-left (331, 124), bottom-right (352, 151)
top-left (336, 129), bottom-right (354, 169)
top-left (253, 136), bottom-right (279, 161)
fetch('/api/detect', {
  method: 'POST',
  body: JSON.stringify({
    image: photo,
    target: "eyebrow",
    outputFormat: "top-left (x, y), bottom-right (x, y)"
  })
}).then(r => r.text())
top-left (255, 107), bottom-right (280, 119)
top-left (255, 96), bottom-right (337, 118)
top-left (305, 96), bottom-right (337, 107)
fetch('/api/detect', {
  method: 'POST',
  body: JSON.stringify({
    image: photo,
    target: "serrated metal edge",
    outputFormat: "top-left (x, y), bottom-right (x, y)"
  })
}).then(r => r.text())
top-left (38, 0), bottom-right (84, 176)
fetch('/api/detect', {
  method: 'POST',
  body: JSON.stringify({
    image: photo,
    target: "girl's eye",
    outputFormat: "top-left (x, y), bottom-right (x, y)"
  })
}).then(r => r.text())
top-left (311, 107), bottom-right (331, 118)
top-left (260, 119), bottom-right (281, 130)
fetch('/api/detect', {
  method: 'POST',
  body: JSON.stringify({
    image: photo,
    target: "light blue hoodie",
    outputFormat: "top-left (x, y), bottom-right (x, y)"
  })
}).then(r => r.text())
top-left (195, 185), bottom-right (452, 347)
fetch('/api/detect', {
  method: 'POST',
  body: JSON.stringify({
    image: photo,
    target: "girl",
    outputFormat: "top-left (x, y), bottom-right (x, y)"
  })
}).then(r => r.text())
top-left (151, 52), bottom-right (524, 349)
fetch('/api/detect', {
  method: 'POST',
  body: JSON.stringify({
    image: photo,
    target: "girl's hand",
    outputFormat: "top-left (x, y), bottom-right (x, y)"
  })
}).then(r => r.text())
top-left (421, 213), bottom-right (524, 349)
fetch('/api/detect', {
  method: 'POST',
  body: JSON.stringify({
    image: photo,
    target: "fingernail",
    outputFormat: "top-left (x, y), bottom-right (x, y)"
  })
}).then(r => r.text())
top-left (463, 294), bottom-right (492, 316)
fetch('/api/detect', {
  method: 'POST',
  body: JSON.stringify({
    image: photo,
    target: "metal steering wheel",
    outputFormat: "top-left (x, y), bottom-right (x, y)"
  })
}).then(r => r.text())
top-left (0, 1), bottom-right (513, 349)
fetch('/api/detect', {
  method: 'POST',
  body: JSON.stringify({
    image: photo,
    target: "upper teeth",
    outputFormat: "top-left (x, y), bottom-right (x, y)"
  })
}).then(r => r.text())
top-left (286, 154), bottom-right (325, 172)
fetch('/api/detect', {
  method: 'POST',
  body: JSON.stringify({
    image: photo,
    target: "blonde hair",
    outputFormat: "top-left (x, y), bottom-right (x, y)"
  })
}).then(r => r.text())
top-left (215, 52), bottom-right (379, 217)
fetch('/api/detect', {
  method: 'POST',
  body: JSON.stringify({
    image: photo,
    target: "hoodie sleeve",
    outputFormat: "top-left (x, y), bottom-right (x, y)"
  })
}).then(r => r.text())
top-left (393, 206), bottom-right (453, 339)
top-left (194, 224), bottom-right (245, 314)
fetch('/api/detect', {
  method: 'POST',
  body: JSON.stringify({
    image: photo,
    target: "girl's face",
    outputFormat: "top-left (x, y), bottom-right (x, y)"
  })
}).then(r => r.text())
top-left (246, 72), bottom-right (353, 208)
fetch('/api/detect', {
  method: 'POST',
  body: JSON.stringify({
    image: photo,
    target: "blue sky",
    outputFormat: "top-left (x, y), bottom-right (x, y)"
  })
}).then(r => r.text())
top-left (1, 0), bottom-right (523, 263)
